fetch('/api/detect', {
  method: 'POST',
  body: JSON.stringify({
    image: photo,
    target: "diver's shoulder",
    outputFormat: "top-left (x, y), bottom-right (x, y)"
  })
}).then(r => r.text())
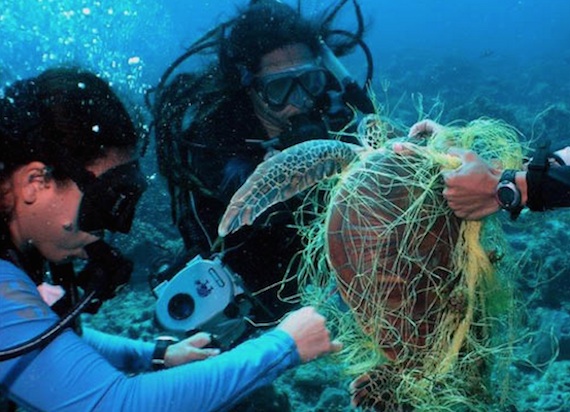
top-left (0, 258), bottom-right (23, 275)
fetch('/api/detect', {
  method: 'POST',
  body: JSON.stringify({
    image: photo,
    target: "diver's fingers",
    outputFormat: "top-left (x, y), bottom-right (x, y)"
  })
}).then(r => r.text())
top-left (185, 332), bottom-right (213, 348)
top-left (408, 119), bottom-right (443, 137)
top-left (185, 347), bottom-right (221, 361)
top-left (447, 147), bottom-right (475, 161)
top-left (165, 337), bottom-right (221, 367)
top-left (392, 141), bottom-right (423, 156)
top-left (446, 148), bottom-right (500, 174)
top-left (489, 158), bottom-right (504, 170)
top-left (330, 339), bottom-right (343, 353)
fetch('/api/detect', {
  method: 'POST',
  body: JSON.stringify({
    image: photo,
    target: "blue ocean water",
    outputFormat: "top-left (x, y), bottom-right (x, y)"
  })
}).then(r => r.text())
top-left (2, 0), bottom-right (568, 116)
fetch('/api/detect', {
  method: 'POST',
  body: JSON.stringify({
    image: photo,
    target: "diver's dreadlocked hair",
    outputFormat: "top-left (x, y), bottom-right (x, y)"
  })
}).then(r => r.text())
top-left (0, 68), bottom-right (141, 275)
top-left (221, 0), bottom-right (322, 81)
top-left (0, 68), bottom-right (139, 191)
top-left (149, 0), bottom-right (368, 225)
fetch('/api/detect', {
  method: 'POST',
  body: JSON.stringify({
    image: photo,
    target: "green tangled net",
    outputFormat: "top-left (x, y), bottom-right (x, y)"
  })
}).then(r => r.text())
top-left (292, 116), bottom-right (524, 411)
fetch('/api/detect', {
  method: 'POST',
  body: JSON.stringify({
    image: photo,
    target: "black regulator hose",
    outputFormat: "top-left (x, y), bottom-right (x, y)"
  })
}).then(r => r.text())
top-left (319, 35), bottom-right (375, 114)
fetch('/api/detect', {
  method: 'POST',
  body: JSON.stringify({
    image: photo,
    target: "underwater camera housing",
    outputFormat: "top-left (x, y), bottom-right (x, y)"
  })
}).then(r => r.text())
top-left (153, 255), bottom-right (252, 348)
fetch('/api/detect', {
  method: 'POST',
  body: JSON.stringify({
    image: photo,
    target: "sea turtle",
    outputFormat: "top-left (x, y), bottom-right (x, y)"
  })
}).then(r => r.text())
top-left (217, 116), bottom-right (493, 410)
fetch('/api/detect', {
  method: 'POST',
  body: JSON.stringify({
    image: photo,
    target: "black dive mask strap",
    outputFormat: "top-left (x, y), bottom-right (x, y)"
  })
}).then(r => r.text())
top-left (526, 139), bottom-right (550, 211)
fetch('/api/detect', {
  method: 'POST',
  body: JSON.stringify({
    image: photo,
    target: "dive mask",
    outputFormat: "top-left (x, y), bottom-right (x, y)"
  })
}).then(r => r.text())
top-left (74, 160), bottom-right (147, 234)
top-left (254, 64), bottom-right (327, 111)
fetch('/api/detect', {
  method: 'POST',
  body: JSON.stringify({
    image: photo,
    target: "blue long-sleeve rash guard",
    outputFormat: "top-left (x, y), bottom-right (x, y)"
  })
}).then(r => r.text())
top-left (0, 259), bottom-right (300, 411)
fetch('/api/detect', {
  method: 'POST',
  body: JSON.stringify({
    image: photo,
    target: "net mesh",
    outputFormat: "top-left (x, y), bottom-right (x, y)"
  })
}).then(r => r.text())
top-left (293, 115), bottom-right (524, 411)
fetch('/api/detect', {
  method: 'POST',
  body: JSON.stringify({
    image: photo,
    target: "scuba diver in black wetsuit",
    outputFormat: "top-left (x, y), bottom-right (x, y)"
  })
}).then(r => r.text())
top-left (148, 0), bottom-right (376, 337)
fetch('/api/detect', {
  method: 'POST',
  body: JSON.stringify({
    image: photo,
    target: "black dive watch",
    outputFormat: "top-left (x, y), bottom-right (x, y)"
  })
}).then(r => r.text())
top-left (496, 169), bottom-right (523, 220)
top-left (151, 336), bottom-right (178, 371)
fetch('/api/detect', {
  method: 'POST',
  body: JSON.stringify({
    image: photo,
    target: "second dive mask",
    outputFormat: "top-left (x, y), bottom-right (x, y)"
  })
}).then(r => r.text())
top-left (253, 64), bottom-right (328, 111)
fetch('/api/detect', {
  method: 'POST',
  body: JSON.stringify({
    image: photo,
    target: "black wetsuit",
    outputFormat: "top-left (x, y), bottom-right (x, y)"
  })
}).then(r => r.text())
top-left (527, 165), bottom-right (570, 210)
top-left (164, 97), bottom-right (305, 322)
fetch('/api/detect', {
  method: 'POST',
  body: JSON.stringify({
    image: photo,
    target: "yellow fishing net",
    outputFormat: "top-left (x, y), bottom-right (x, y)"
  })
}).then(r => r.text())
top-left (293, 116), bottom-right (524, 411)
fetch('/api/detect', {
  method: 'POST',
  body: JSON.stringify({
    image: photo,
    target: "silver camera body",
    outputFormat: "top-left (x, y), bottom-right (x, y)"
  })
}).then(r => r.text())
top-left (153, 255), bottom-right (252, 346)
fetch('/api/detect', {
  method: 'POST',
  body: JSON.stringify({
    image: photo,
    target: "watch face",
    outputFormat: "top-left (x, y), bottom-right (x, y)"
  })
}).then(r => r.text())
top-left (497, 186), bottom-right (516, 207)
top-left (497, 181), bottom-right (520, 209)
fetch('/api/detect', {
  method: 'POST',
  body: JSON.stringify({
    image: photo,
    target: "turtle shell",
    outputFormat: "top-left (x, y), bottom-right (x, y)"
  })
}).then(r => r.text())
top-left (326, 150), bottom-right (461, 362)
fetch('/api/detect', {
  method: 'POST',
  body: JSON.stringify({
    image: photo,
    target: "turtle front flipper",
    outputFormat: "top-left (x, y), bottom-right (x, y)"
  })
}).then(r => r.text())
top-left (218, 139), bottom-right (361, 237)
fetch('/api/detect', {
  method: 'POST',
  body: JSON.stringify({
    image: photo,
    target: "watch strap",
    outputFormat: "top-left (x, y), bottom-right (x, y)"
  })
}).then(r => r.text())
top-left (151, 337), bottom-right (178, 371)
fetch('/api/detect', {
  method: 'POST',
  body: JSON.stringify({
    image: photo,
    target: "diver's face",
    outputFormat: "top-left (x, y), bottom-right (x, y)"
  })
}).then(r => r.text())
top-left (250, 43), bottom-right (324, 137)
top-left (8, 153), bottom-right (133, 264)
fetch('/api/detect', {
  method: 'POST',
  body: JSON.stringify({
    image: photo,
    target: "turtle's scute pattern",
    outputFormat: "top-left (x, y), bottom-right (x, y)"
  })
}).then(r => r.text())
top-left (326, 150), bottom-right (461, 363)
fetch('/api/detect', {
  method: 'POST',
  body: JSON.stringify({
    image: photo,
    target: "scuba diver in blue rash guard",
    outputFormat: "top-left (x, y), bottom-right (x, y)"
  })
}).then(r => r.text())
top-left (0, 68), bottom-right (340, 412)
top-left (147, 0), bottom-right (377, 339)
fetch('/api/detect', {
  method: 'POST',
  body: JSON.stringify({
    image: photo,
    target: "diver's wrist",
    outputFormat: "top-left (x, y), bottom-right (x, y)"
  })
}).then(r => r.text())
top-left (152, 336), bottom-right (178, 370)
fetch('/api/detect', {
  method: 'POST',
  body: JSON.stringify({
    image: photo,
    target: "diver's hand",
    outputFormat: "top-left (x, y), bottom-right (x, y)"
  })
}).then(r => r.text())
top-left (277, 306), bottom-right (342, 363)
top-left (165, 332), bottom-right (221, 367)
top-left (442, 148), bottom-right (502, 220)
top-left (408, 119), bottom-right (444, 138)
top-left (392, 141), bottom-right (423, 156)
top-left (391, 119), bottom-right (444, 156)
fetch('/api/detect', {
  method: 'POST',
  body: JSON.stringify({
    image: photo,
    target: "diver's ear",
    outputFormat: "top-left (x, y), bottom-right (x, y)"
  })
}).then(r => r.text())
top-left (20, 161), bottom-right (51, 204)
